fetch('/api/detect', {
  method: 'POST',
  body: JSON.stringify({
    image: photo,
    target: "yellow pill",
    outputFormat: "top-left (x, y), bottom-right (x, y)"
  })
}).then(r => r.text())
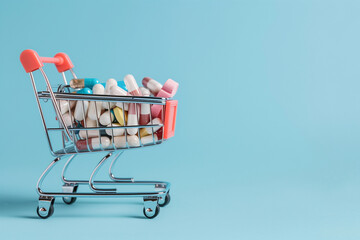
top-left (113, 107), bottom-right (127, 125)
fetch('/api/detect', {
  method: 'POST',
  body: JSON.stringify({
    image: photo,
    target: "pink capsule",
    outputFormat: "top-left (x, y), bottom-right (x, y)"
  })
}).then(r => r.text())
top-left (139, 87), bottom-right (151, 125)
top-left (124, 74), bottom-right (142, 128)
top-left (142, 77), bottom-right (162, 96)
top-left (151, 79), bottom-right (179, 118)
top-left (127, 103), bottom-right (139, 135)
top-left (124, 74), bottom-right (142, 96)
top-left (76, 137), bottom-right (110, 151)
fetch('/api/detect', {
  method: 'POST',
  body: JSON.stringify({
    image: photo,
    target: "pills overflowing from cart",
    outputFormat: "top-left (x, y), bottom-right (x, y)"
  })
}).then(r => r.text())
top-left (59, 75), bottom-right (179, 151)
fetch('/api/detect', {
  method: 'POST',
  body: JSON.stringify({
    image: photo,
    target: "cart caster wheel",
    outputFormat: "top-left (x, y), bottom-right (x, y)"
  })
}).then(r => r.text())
top-left (143, 205), bottom-right (160, 219)
top-left (62, 197), bottom-right (77, 205)
top-left (36, 204), bottom-right (54, 219)
top-left (159, 192), bottom-right (171, 207)
top-left (62, 184), bottom-right (78, 205)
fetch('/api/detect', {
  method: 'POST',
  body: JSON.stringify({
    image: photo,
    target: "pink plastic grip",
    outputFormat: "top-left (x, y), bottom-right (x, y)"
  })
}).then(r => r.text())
top-left (163, 100), bottom-right (178, 139)
top-left (20, 49), bottom-right (73, 73)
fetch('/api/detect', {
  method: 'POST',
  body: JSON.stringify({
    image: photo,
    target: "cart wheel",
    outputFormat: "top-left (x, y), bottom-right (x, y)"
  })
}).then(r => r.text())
top-left (62, 197), bottom-right (76, 205)
top-left (62, 185), bottom-right (78, 205)
top-left (159, 192), bottom-right (171, 207)
top-left (36, 204), bottom-right (54, 219)
top-left (143, 205), bottom-right (160, 219)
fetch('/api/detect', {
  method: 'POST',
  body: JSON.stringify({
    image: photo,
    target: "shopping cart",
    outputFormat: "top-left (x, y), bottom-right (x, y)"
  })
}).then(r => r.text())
top-left (20, 49), bottom-right (178, 219)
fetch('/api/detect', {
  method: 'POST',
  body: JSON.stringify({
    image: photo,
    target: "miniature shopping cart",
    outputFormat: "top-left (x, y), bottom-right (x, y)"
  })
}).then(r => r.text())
top-left (20, 49), bottom-right (178, 219)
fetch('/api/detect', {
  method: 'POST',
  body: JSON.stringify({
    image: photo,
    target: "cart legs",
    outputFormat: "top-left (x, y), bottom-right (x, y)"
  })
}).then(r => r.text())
top-left (36, 153), bottom-right (171, 219)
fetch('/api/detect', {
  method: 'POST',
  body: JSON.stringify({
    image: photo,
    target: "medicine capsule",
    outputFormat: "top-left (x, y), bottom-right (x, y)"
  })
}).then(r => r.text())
top-left (76, 136), bottom-right (111, 151)
top-left (126, 103), bottom-right (139, 135)
top-left (76, 88), bottom-right (93, 95)
top-left (62, 112), bottom-right (75, 127)
top-left (73, 88), bottom-right (92, 121)
top-left (151, 79), bottom-right (179, 118)
top-left (124, 74), bottom-right (142, 96)
top-left (99, 109), bottom-right (115, 126)
top-left (70, 78), bottom-right (100, 89)
top-left (102, 78), bottom-right (118, 109)
top-left (139, 87), bottom-right (151, 125)
top-left (142, 77), bottom-right (162, 96)
top-left (74, 101), bottom-right (89, 121)
top-left (113, 135), bottom-right (140, 148)
top-left (124, 74), bottom-right (142, 125)
top-left (113, 107), bottom-right (127, 126)
top-left (58, 100), bottom-right (71, 114)
top-left (140, 135), bottom-right (158, 145)
top-left (105, 123), bottom-right (125, 137)
top-left (110, 85), bottom-right (129, 111)
top-left (102, 80), bottom-right (127, 91)
top-left (139, 118), bottom-right (162, 137)
top-left (79, 117), bottom-right (100, 139)
top-left (88, 84), bottom-right (105, 120)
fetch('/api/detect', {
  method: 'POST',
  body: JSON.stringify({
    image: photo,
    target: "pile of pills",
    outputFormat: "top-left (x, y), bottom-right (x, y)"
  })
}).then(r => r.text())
top-left (58, 74), bottom-right (179, 151)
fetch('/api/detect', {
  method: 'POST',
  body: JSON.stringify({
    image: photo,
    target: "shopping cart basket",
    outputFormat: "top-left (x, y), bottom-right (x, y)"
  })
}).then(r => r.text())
top-left (20, 49), bottom-right (178, 219)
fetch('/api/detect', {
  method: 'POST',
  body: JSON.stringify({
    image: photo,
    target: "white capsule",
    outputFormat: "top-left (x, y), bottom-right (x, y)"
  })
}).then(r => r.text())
top-left (99, 110), bottom-right (114, 126)
top-left (139, 87), bottom-right (151, 125)
top-left (140, 135), bottom-right (158, 145)
top-left (104, 78), bottom-right (118, 94)
top-left (105, 123), bottom-right (125, 136)
top-left (142, 77), bottom-right (162, 96)
top-left (62, 112), bottom-right (74, 127)
top-left (110, 85), bottom-right (129, 111)
top-left (139, 118), bottom-right (162, 137)
top-left (79, 118), bottom-right (100, 139)
top-left (88, 84), bottom-right (105, 120)
top-left (69, 100), bottom-right (76, 109)
top-left (113, 135), bottom-right (140, 148)
top-left (126, 103), bottom-right (139, 135)
top-left (74, 101), bottom-right (89, 121)
top-left (124, 74), bottom-right (142, 96)
top-left (102, 78), bottom-right (118, 109)
top-left (76, 136), bottom-right (111, 150)
top-left (139, 87), bottom-right (151, 96)
top-left (58, 100), bottom-right (70, 114)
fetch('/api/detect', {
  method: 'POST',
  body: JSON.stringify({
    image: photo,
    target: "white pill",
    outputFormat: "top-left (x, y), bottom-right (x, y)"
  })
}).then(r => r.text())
top-left (126, 103), bottom-right (139, 135)
top-left (105, 123), bottom-right (125, 136)
top-left (62, 112), bottom-right (74, 127)
top-left (142, 77), bottom-right (162, 96)
top-left (99, 110), bottom-right (114, 126)
top-left (139, 118), bottom-right (162, 137)
top-left (113, 135), bottom-right (140, 148)
top-left (58, 100), bottom-right (70, 114)
top-left (140, 135), bottom-right (158, 145)
top-left (110, 85), bottom-right (129, 111)
top-left (79, 118), bottom-right (100, 139)
top-left (104, 78), bottom-right (118, 94)
top-left (139, 87), bottom-right (151, 96)
top-left (76, 136), bottom-right (111, 150)
top-left (74, 101), bottom-right (89, 121)
top-left (102, 78), bottom-right (118, 109)
top-left (124, 74), bottom-right (142, 96)
top-left (88, 84), bottom-right (105, 120)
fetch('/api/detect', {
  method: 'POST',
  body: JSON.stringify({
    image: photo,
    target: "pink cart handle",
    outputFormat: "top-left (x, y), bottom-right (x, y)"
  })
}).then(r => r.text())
top-left (20, 49), bottom-right (74, 73)
top-left (163, 100), bottom-right (178, 139)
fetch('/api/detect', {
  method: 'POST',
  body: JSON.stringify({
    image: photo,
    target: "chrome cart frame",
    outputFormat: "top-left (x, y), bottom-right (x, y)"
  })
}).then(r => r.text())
top-left (20, 50), bottom-right (177, 219)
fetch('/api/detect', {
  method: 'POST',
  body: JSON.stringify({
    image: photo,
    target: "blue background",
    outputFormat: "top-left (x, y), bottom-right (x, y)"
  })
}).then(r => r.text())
top-left (1, 0), bottom-right (360, 239)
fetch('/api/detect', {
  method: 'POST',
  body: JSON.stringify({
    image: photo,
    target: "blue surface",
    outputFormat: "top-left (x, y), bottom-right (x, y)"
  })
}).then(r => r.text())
top-left (1, 0), bottom-right (360, 239)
